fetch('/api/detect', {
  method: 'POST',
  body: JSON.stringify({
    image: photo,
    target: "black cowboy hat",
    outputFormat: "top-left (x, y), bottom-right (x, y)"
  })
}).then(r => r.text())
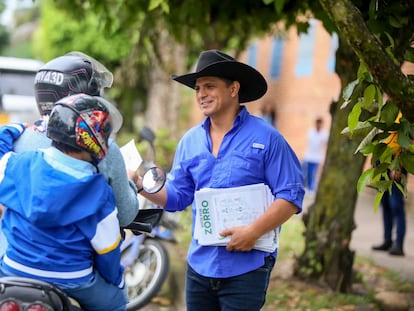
top-left (172, 50), bottom-right (267, 103)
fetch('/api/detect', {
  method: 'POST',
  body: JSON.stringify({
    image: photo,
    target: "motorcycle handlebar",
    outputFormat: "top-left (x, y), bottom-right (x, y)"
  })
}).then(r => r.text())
top-left (124, 222), bottom-right (153, 235)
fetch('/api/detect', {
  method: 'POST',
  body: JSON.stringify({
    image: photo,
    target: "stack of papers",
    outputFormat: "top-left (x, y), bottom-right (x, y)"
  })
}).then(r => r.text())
top-left (194, 183), bottom-right (279, 252)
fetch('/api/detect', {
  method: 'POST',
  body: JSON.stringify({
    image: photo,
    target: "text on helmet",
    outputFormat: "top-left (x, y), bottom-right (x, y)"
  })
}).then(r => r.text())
top-left (79, 130), bottom-right (101, 154)
top-left (35, 70), bottom-right (64, 85)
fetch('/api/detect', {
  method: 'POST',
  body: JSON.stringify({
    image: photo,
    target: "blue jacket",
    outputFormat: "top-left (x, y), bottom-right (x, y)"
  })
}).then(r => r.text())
top-left (13, 124), bottom-right (138, 227)
top-left (0, 124), bottom-right (124, 288)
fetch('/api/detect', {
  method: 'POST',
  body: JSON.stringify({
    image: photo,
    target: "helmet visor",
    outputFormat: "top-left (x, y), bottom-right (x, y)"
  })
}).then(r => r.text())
top-left (94, 96), bottom-right (123, 133)
top-left (65, 51), bottom-right (113, 89)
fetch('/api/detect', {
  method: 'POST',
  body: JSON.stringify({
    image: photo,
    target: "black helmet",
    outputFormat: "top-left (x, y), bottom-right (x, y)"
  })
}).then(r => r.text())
top-left (46, 94), bottom-right (122, 162)
top-left (34, 51), bottom-right (113, 116)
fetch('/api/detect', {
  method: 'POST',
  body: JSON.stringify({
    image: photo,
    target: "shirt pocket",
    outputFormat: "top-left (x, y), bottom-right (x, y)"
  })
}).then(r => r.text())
top-left (229, 149), bottom-right (265, 185)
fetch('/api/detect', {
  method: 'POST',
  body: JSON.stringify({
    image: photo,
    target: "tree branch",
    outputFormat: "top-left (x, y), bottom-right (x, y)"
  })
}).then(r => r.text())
top-left (318, 0), bottom-right (414, 122)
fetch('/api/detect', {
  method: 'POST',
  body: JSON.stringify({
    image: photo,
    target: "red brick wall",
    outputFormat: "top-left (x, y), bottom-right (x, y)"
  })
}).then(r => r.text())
top-left (239, 22), bottom-right (340, 160)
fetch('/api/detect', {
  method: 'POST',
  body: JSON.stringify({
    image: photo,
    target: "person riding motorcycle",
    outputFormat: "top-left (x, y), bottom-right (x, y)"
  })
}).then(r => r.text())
top-left (1, 51), bottom-right (139, 231)
top-left (0, 94), bottom-right (128, 311)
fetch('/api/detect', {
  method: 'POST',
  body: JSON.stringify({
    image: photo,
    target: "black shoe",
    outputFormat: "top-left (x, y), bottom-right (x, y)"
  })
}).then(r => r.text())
top-left (372, 241), bottom-right (392, 251)
top-left (389, 244), bottom-right (404, 256)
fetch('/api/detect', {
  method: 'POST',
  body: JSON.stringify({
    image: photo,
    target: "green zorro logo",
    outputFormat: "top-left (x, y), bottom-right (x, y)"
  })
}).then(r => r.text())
top-left (200, 200), bottom-right (213, 235)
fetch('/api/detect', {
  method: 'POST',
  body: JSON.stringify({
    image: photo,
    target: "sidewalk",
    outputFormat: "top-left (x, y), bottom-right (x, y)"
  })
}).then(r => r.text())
top-left (350, 188), bottom-right (414, 281)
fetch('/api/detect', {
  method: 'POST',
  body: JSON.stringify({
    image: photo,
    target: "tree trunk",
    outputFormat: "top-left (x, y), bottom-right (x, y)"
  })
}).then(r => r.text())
top-left (295, 38), bottom-right (366, 292)
top-left (146, 30), bottom-right (186, 139)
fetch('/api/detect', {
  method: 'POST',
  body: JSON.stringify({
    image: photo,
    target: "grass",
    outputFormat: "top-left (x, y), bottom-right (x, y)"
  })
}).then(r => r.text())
top-left (277, 214), bottom-right (305, 261)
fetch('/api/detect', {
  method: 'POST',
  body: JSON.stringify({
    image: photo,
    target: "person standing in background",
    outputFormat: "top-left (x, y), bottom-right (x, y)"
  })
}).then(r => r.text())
top-left (372, 168), bottom-right (407, 256)
top-left (302, 117), bottom-right (329, 194)
top-left (372, 112), bottom-right (407, 256)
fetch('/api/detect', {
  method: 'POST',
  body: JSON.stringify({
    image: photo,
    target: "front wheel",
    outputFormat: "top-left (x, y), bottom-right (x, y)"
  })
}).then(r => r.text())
top-left (124, 238), bottom-right (170, 310)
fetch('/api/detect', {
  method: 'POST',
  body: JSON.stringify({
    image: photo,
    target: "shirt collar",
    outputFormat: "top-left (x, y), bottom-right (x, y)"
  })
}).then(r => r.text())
top-left (201, 106), bottom-right (248, 132)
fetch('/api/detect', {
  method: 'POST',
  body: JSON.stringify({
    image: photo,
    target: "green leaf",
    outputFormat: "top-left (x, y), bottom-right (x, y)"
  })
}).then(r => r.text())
top-left (388, 15), bottom-right (403, 28)
top-left (358, 143), bottom-right (375, 155)
top-left (384, 32), bottom-right (395, 48)
top-left (274, 0), bottom-right (286, 13)
top-left (398, 132), bottom-right (410, 148)
top-left (379, 144), bottom-right (394, 163)
top-left (372, 143), bottom-right (388, 163)
top-left (363, 84), bottom-right (376, 108)
top-left (357, 168), bottom-right (374, 193)
top-left (400, 151), bottom-right (414, 174)
top-left (377, 179), bottom-right (393, 193)
top-left (342, 79), bottom-right (359, 102)
top-left (355, 127), bottom-right (378, 154)
top-left (348, 102), bottom-right (362, 132)
top-left (148, 0), bottom-right (166, 11)
top-left (397, 119), bottom-right (411, 148)
top-left (380, 102), bottom-right (399, 126)
top-left (341, 119), bottom-right (373, 138)
top-left (375, 90), bottom-right (383, 109)
top-left (357, 62), bottom-right (368, 80)
top-left (374, 192), bottom-right (383, 212)
top-left (408, 145), bottom-right (414, 153)
top-left (404, 47), bottom-right (414, 63)
top-left (389, 155), bottom-right (401, 171)
top-left (373, 163), bottom-right (390, 176)
top-left (395, 182), bottom-right (407, 199)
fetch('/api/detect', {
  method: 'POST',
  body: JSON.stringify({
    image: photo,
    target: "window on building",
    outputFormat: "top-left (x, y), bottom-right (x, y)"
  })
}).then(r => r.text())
top-left (295, 19), bottom-right (317, 77)
top-left (270, 37), bottom-right (284, 79)
top-left (247, 42), bottom-right (258, 68)
top-left (327, 33), bottom-right (338, 73)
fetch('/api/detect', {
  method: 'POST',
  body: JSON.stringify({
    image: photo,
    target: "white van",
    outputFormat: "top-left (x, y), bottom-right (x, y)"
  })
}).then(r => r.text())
top-left (0, 56), bottom-right (44, 125)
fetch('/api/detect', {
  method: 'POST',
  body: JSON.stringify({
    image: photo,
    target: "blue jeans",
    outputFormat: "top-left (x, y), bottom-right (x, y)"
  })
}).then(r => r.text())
top-left (381, 183), bottom-right (406, 246)
top-left (0, 264), bottom-right (128, 311)
top-left (186, 255), bottom-right (275, 311)
top-left (303, 161), bottom-right (319, 191)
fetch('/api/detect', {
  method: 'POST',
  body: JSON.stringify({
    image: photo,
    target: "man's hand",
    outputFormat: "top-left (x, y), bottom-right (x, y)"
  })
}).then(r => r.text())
top-left (220, 225), bottom-right (260, 252)
top-left (389, 169), bottom-right (402, 181)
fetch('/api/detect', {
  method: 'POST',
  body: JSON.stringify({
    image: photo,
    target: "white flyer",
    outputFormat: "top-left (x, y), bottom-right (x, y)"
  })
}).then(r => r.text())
top-left (120, 139), bottom-right (143, 171)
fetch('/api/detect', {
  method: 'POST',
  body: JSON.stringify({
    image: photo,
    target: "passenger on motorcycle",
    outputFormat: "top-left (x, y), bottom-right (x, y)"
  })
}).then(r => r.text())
top-left (0, 51), bottom-right (139, 255)
top-left (21, 51), bottom-right (139, 226)
top-left (0, 94), bottom-right (128, 311)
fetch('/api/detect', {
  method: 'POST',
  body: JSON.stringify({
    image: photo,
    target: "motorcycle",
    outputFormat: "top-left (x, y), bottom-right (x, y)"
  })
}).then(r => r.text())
top-left (121, 126), bottom-right (177, 310)
top-left (0, 152), bottom-right (171, 310)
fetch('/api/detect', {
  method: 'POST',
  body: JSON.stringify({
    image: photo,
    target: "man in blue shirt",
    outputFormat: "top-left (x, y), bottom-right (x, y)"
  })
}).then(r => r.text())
top-left (137, 50), bottom-right (305, 311)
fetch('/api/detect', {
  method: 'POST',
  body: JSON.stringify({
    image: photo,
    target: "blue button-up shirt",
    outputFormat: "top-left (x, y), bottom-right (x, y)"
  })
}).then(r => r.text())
top-left (165, 107), bottom-right (304, 278)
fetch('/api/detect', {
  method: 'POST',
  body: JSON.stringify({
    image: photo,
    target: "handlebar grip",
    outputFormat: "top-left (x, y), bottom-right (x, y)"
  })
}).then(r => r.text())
top-left (124, 222), bottom-right (153, 234)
